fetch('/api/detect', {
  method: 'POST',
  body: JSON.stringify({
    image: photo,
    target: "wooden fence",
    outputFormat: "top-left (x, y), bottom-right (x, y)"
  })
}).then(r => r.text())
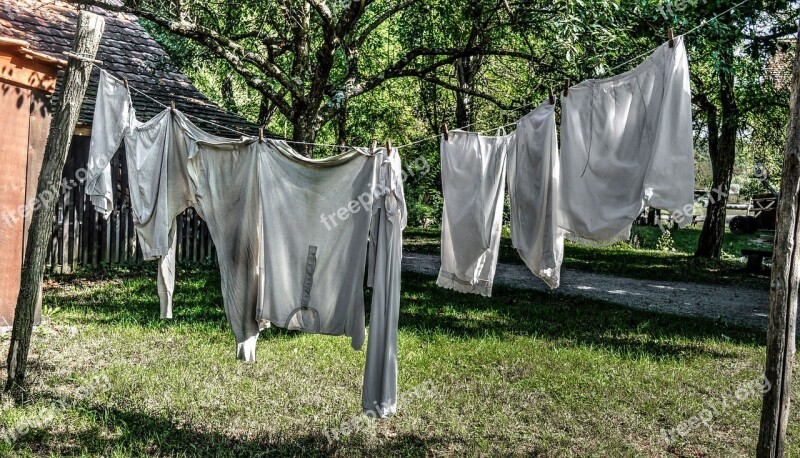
top-left (45, 136), bottom-right (215, 273)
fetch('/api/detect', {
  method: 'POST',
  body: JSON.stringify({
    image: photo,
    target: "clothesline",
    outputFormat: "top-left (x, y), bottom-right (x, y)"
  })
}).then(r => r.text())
top-left (89, 0), bottom-right (747, 153)
top-left (600, 0), bottom-right (749, 76)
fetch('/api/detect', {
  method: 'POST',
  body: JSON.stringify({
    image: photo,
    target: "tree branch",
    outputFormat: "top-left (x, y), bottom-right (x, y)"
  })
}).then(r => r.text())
top-left (75, 0), bottom-right (303, 107)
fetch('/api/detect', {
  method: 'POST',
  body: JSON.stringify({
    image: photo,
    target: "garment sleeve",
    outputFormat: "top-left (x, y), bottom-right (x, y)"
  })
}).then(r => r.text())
top-left (85, 70), bottom-right (131, 219)
top-left (157, 222), bottom-right (178, 319)
top-left (362, 150), bottom-right (405, 418)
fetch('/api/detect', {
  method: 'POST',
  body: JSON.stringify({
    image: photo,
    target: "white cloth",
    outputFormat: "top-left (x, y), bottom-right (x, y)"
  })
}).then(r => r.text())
top-left (256, 141), bottom-right (378, 350)
top-left (363, 148), bottom-right (406, 418)
top-left (86, 71), bottom-right (242, 319)
top-left (508, 102), bottom-right (563, 288)
top-left (256, 142), bottom-right (405, 417)
top-left (559, 36), bottom-right (694, 245)
top-left (85, 70), bottom-right (131, 219)
top-left (85, 72), bottom-right (177, 259)
top-left (437, 129), bottom-right (509, 297)
top-left (190, 139), bottom-right (265, 362)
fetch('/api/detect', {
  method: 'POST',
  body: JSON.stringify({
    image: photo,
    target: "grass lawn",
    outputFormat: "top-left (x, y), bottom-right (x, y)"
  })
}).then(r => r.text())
top-left (0, 264), bottom-right (795, 456)
top-left (405, 224), bottom-right (772, 290)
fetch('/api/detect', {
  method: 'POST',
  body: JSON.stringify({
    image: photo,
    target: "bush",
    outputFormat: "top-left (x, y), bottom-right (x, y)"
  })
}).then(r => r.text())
top-left (656, 230), bottom-right (676, 252)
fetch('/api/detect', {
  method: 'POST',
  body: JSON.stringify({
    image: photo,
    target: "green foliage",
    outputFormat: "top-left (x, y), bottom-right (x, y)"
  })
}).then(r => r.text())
top-left (138, 0), bottom-right (799, 228)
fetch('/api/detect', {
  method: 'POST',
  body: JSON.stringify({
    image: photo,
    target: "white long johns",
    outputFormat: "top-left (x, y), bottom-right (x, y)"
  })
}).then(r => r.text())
top-left (256, 141), bottom-right (405, 417)
top-left (508, 102), bottom-right (563, 288)
top-left (364, 149), bottom-right (406, 418)
top-left (85, 70), bottom-right (241, 319)
top-left (437, 130), bottom-right (510, 297)
top-left (559, 36), bottom-right (695, 245)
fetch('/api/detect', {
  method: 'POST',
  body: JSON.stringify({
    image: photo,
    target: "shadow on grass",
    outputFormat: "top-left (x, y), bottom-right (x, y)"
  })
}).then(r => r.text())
top-left (403, 227), bottom-right (770, 290)
top-left (397, 273), bottom-right (763, 360)
top-left (47, 266), bottom-right (763, 361)
top-left (11, 398), bottom-right (446, 457)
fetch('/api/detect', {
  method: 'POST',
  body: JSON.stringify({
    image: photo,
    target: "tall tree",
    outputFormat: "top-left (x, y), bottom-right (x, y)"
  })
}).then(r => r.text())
top-left (683, 0), bottom-right (798, 258)
top-left (5, 11), bottom-right (105, 394)
top-left (78, 0), bottom-right (541, 154)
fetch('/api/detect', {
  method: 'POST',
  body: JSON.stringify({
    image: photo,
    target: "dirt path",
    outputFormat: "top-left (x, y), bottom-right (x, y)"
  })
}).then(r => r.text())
top-left (402, 251), bottom-right (771, 329)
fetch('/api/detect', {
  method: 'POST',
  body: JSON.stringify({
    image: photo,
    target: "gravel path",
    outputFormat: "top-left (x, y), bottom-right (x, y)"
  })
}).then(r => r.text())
top-left (402, 251), bottom-right (771, 329)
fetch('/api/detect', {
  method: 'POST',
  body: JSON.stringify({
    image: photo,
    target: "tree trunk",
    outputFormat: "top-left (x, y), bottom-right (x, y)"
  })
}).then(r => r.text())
top-left (221, 72), bottom-right (236, 112)
top-left (336, 101), bottom-right (347, 147)
top-left (696, 48), bottom-right (737, 258)
top-left (454, 56), bottom-right (478, 128)
top-left (757, 29), bottom-right (800, 458)
top-left (4, 11), bottom-right (105, 395)
top-left (291, 110), bottom-right (318, 157)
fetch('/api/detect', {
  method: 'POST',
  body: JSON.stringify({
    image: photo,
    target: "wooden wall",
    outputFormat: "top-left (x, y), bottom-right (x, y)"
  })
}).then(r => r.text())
top-left (0, 84), bottom-right (50, 325)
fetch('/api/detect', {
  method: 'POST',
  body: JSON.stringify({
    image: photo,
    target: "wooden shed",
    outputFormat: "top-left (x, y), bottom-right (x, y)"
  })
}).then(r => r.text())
top-left (0, 0), bottom-right (268, 326)
top-left (0, 35), bottom-right (65, 326)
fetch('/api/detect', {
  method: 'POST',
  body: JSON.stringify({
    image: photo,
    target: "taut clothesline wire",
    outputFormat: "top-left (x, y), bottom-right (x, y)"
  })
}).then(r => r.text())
top-left (601, 0), bottom-right (749, 76)
top-left (89, 0), bottom-right (748, 152)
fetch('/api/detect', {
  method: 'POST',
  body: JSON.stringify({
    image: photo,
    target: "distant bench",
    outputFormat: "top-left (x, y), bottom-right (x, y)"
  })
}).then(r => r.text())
top-left (742, 248), bottom-right (773, 273)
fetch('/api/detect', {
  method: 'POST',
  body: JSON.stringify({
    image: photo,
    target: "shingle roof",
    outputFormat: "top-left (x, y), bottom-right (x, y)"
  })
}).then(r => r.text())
top-left (0, 0), bottom-right (267, 138)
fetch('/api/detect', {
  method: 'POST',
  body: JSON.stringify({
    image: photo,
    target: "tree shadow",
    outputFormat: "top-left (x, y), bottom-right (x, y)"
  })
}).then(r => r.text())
top-left (46, 265), bottom-right (764, 361)
top-left (394, 273), bottom-right (763, 361)
top-left (8, 397), bottom-right (450, 457)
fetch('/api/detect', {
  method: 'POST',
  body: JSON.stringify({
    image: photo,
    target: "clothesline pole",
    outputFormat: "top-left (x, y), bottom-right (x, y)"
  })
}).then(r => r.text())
top-left (756, 26), bottom-right (800, 458)
top-left (5, 10), bottom-right (105, 394)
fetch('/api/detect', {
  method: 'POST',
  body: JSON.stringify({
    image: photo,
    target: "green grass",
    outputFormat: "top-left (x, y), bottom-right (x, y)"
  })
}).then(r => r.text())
top-left (0, 264), bottom-right (795, 456)
top-left (405, 224), bottom-right (771, 290)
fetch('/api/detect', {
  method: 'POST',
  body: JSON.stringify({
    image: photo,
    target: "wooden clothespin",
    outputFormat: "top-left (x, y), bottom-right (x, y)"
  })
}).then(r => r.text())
top-left (259, 128), bottom-right (264, 143)
top-left (563, 78), bottom-right (570, 97)
top-left (441, 122), bottom-right (449, 141)
top-left (668, 28), bottom-right (674, 48)
top-left (371, 139), bottom-right (378, 151)
top-left (548, 87), bottom-right (555, 105)
top-left (170, 100), bottom-right (176, 112)
top-left (386, 139), bottom-right (392, 156)
top-left (122, 77), bottom-right (129, 89)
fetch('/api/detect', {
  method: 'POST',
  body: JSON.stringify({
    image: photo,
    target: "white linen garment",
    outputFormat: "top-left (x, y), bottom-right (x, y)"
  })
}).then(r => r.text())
top-left (437, 129), bottom-right (510, 297)
top-left (508, 102), bottom-right (563, 288)
top-left (85, 71), bottom-right (176, 259)
top-left (559, 36), bottom-right (695, 245)
top-left (85, 71), bottom-right (242, 319)
top-left (256, 141), bottom-right (377, 349)
top-left (363, 149), bottom-right (406, 418)
top-left (190, 139), bottom-right (265, 362)
top-left (256, 142), bottom-right (405, 417)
